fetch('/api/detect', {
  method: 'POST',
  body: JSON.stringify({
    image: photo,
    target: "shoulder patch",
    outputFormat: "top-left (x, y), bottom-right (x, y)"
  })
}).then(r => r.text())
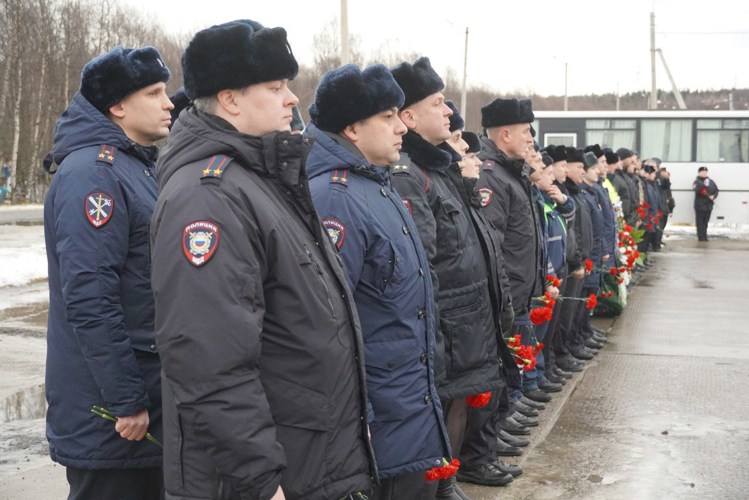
top-left (330, 169), bottom-right (349, 186)
top-left (392, 163), bottom-right (410, 174)
top-left (183, 221), bottom-right (220, 267)
top-left (402, 198), bottom-right (413, 217)
top-left (201, 155), bottom-right (233, 179)
top-left (322, 219), bottom-right (346, 249)
top-left (478, 187), bottom-right (493, 207)
top-left (482, 160), bottom-right (495, 171)
top-left (96, 145), bottom-right (116, 165)
top-left (85, 192), bottom-right (114, 227)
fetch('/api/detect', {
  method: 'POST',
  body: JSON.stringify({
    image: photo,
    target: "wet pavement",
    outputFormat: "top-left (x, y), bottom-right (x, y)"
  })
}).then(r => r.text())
top-left (462, 238), bottom-right (749, 499)
top-left (0, 237), bottom-right (747, 498)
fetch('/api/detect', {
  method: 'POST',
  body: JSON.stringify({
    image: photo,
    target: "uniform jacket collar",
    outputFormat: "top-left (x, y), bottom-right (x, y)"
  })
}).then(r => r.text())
top-left (401, 129), bottom-right (452, 171)
top-left (478, 136), bottom-right (529, 178)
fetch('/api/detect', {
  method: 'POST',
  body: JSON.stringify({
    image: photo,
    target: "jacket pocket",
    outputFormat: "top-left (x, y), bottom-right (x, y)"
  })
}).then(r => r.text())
top-left (261, 373), bottom-right (330, 496)
top-left (381, 241), bottom-right (408, 299)
top-left (437, 195), bottom-right (468, 255)
top-left (441, 301), bottom-right (490, 377)
top-left (364, 338), bottom-right (418, 422)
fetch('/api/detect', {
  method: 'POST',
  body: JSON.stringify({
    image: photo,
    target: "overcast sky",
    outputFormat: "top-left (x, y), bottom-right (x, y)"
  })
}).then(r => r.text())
top-left (124, 0), bottom-right (749, 96)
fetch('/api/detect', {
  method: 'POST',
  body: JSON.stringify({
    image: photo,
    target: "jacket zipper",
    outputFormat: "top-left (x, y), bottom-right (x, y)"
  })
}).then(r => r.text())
top-left (304, 245), bottom-right (336, 319)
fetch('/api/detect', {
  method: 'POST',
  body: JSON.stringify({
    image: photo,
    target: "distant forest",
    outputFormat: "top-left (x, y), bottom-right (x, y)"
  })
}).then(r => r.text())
top-left (1, 0), bottom-right (746, 203)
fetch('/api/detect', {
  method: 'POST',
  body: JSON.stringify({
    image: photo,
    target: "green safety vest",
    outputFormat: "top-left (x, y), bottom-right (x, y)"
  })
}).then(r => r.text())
top-left (543, 201), bottom-right (567, 235)
top-left (602, 178), bottom-right (620, 205)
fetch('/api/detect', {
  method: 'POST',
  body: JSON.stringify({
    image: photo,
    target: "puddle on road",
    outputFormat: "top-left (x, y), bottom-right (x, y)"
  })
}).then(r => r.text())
top-left (0, 302), bottom-right (48, 328)
top-left (1, 384), bottom-right (46, 423)
top-left (0, 220), bottom-right (44, 227)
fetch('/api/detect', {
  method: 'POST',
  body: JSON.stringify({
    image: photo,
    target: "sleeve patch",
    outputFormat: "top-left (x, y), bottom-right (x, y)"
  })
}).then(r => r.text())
top-left (322, 219), bottom-right (346, 249)
top-left (85, 192), bottom-right (114, 227)
top-left (478, 187), bottom-right (494, 207)
top-left (183, 221), bottom-right (220, 267)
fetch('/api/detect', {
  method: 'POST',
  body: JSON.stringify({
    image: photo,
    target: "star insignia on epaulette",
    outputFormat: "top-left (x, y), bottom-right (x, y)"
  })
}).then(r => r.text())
top-left (483, 160), bottom-right (495, 171)
top-left (330, 169), bottom-right (349, 186)
top-left (200, 155), bottom-right (233, 180)
top-left (96, 144), bottom-right (116, 165)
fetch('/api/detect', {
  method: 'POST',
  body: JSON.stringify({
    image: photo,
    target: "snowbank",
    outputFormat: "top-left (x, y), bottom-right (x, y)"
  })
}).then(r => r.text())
top-left (0, 226), bottom-right (47, 288)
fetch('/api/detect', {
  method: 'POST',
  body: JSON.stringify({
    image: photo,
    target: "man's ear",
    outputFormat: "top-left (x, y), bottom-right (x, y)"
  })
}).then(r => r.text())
top-left (500, 127), bottom-right (511, 144)
top-left (217, 89), bottom-right (241, 116)
top-left (341, 123), bottom-right (359, 143)
top-left (108, 102), bottom-right (126, 119)
top-left (399, 109), bottom-right (416, 130)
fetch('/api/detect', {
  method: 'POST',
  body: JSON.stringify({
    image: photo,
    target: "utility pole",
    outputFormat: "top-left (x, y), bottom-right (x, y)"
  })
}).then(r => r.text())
top-left (564, 62), bottom-right (568, 111)
top-left (340, 0), bottom-right (349, 65)
top-left (460, 27), bottom-right (469, 119)
top-left (656, 49), bottom-right (687, 109)
top-left (650, 10), bottom-right (657, 109)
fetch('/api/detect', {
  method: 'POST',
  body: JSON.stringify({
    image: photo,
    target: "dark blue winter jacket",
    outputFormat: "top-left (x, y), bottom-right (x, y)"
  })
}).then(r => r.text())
top-left (305, 123), bottom-right (450, 479)
top-left (532, 186), bottom-right (554, 278)
top-left (43, 93), bottom-right (161, 469)
top-left (579, 181), bottom-right (604, 288)
top-left (591, 181), bottom-right (617, 259)
top-left (645, 180), bottom-right (661, 233)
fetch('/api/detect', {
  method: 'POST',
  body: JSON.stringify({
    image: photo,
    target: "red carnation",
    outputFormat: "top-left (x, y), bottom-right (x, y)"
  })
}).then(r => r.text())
top-left (585, 259), bottom-right (593, 272)
top-left (617, 277), bottom-right (624, 284)
top-left (586, 294), bottom-right (597, 309)
top-left (530, 306), bottom-right (553, 325)
top-left (534, 342), bottom-right (544, 354)
top-left (647, 223), bottom-right (652, 230)
top-left (700, 188), bottom-right (707, 196)
top-left (546, 274), bottom-right (560, 288)
top-left (610, 267), bottom-right (618, 276)
top-left (425, 459), bottom-right (460, 481)
top-left (466, 392), bottom-right (492, 408)
top-left (657, 210), bottom-right (663, 218)
top-left (624, 224), bottom-right (632, 232)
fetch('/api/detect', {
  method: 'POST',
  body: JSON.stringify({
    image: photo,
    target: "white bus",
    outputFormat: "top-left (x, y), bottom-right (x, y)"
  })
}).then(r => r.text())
top-left (532, 111), bottom-right (749, 225)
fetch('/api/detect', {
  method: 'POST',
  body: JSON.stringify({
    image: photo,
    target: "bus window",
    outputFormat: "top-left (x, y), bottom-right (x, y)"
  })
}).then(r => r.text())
top-left (697, 120), bottom-right (749, 162)
top-left (544, 133), bottom-right (576, 147)
top-left (585, 119), bottom-right (635, 150)
top-left (641, 120), bottom-right (692, 161)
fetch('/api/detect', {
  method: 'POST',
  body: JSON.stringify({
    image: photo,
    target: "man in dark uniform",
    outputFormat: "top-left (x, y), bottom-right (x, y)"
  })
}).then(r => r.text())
top-left (151, 20), bottom-right (375, 500)
top-left (304, 63), bottom-right (450, 500)
top-left (43, 46), bottom-right (172, 499)
top-left (693, 166), bottom-right (719, 241)
top-left (389, 57), bottom-right (517, 491)
top-left (617, 148), bottom-right (641, 227)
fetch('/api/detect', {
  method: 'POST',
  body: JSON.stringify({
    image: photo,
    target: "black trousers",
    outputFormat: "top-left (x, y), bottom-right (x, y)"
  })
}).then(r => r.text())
top-left (66, 467), bottom-right (163, 500)
top-left (696, 209), bottom-right (712, 241)
top-left (545, 266), bottom-right (569, 373)
top-left (557, 273), bottom-right (585, 355)
top-left (655, 213), bottom-right (668, 248)
top-left (460, 389), bottom-right (504, 471)
top-left (371, 470), bottom-right (428, 500)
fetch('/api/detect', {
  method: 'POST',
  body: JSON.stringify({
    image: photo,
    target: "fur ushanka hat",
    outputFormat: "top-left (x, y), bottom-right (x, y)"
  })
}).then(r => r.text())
top-left (481, 98), bottom-right (534, 129)
top-left (390, 57), bottom-right (444, 110)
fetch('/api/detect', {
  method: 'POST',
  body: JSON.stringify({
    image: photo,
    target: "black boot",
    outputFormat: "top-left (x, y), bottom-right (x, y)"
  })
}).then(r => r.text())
top-left (435, 475), bottom-right (470, 500)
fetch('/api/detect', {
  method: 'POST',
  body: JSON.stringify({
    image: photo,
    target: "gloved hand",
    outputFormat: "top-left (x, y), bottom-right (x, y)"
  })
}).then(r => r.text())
top-left (501, 304), bottom-right (515, 336)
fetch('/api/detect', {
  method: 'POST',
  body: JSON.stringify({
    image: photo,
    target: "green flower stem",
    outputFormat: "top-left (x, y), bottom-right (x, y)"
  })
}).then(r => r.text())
top-left (91, 406), bottom-right (162, 448)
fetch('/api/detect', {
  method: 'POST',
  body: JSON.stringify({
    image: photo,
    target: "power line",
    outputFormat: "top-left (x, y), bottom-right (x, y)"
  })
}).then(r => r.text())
top-left (658, 31), bottom-right (749, 35)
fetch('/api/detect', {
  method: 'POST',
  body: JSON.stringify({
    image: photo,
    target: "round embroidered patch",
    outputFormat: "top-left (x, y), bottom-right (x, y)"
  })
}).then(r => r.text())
top-left (322, 219), bottom-right (346, 249)
top-left (85, 192), bottom-right (114, 228)
top-left (183, 221), bottom-right (220, 267)
top-left (478, 187), bottom-right (493, 207)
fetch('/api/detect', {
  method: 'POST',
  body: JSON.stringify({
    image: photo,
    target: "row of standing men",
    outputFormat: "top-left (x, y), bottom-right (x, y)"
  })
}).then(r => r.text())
top-left (42, 18), bottom-right (663, 500)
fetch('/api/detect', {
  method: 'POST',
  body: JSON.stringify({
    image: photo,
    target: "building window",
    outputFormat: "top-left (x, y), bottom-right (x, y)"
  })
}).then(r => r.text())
top-left (696, 119), bottom-right (749, 162)
top-left (641, 120), bottom-right (692, 161)
top-left (585, 120), bottom-right (636, 150)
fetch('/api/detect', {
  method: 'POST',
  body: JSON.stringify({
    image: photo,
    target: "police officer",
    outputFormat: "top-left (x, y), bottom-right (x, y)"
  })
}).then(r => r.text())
top-left (150, 20), bottom-right (374, 500)
top-left (304, 63), bottom-right (450, 500)
top-left (43, 46), bottom-right (172, 499)
top-left (389, 57), bottom-right (515, 491)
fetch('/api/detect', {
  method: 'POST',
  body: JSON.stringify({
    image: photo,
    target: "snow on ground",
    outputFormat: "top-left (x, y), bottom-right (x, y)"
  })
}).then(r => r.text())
top-left (665, 223), bottom-right (749, 241)
top-left (0, 225), bottom-right (48, 288)
top-left (0, 204), bottom-right (43, 212)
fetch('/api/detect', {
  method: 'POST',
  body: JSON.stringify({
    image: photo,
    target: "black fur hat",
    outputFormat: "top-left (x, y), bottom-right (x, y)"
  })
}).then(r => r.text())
top-left (604, 149), bottom-right (620, 165)
top-left (445, 101), bottom-right (464, 132)
top-left (583, 152), bottom-right (598, 170)
top-left (182, 19), bottom-right (298, 100)
top-left (481, 98), bottom-right (534, 129)
top-left (310, 63), bottom-right (405, 133)
top-left (80, 45), bottom-right (171, 114)
top-left (616, 147), bottom-right (634, 160)
top-left (566, 147), bottom-right (585, 164)
top-left (463, 131), bottom-right (481, 153)
top-left (541, 152), bottom-right (553, 167)
top-left (585, 144), bottom-right (604, 158)
top-left (390, 57), bottom-right (444, 109)
top-left (544, 145), bottom-right (567, 163)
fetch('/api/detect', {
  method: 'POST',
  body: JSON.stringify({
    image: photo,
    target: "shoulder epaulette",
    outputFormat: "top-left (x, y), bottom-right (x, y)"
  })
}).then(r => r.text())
top-left (391, 155), bottom-right (412, 175)
top-left (330, 169), bottom-right (349, 186)
top-left (96, 144), bottom-right (116, 165)
top-left (200, 155), bottom-right (233, 180)
top-left (482, 160), bottom-right (495, 171)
